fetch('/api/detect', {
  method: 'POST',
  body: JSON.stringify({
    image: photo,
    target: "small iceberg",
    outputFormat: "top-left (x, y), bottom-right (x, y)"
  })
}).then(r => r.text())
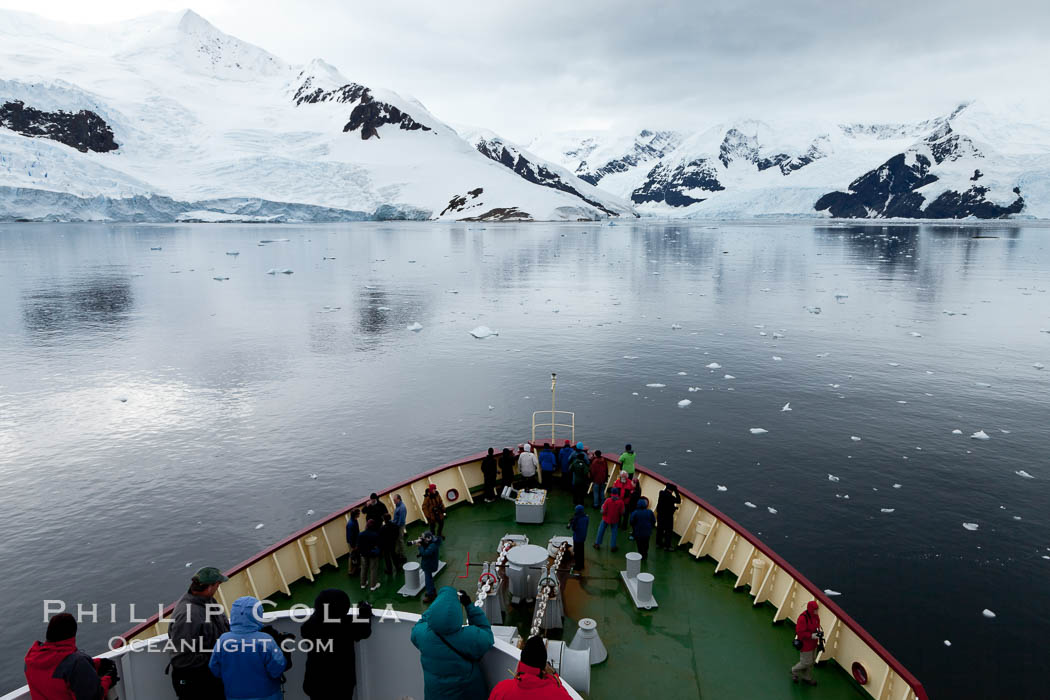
top-left (670, 323), bottom-right (683, 330)
top-left (716, 485), bottom-right (728, 491)
top-left (834, 293), bottom-right (848, 301)
top-left (254, 523), bottom-right (265, 530)
top-left (259, 238), bottom-right (289, 243)
top-left (971, 430), bottom-right (990, 440)
top-left (705, 362), bottom-right (722, 369)
top-left (781, 402), bottom-right (792, 412)
top-left (645, 383), bottom-right (667, 388)
top-left (772, 356), bottom-right (782, 361)
top-left (828, 474), bottom-right (840, 482)
top-left (804, 306), bottom-right (822, 314)
top-left (893, 483), bottom-right (902, 489)
top-left (744, 501), bottom-right (756, 508)
top-left (824, 589), bottom-right (841, 596)
top-left (982, 609), bottom-right (996, 618)
top-left (407, 322), bottom-right (423, 332)
top-left (309, 473), bottom-right (318, 479)
top-left (677, 399), bottom-right (692, 407)
top-left (962, 522), bottom-right (979, 531)
top-left (880, 508), bottom-right (895, 513)
top-left (469, 325), bottom-right (499, 339)
top-left (909, 332), bottom-right (923, 337)
top-left (1016, 470), bottom-right (1034, 479)
top-left (850, 436), bottom-right (862, 442)
top-left (266, 268), bottom-right (294, 275)
top-left (944, 640), bottom-right (952, 646)
top-left (225, 251), bottom-right (239, 256)
top-left (767, 507), bottom-right (778, 514)
top-left (1035, 363), bottom-right (1046, 370)
top-left (213, 276), bottom-right (229, 281)
top-left (723, 374), bottom-right (735, 380)
top-left (952, 429), bottom-right (963, 435)
top-left (749, 428), bottom-right (768, 435)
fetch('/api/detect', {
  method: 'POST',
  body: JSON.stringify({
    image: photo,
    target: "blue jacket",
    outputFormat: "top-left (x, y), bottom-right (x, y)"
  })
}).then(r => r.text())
top-left (393, 500), bottom-right (407, 527)
top-left (346, 518), bottom-right (360, 547)
top-left (209, 597), bottom-right (287, 700)
top-left (418, 536), bottom-right (443, 573)
top-left (410, 587), bottom-right (494, 700)
top-left (569, 505), bottom-right (589, 542)
top-left (629, 499), bottom-right (656, 539)
top-left (556, 447), bottom-right (574, 473)
top-left (358, 526), bottom-right (381, 557)
top-left (538, 450), bottom-right (557, 472)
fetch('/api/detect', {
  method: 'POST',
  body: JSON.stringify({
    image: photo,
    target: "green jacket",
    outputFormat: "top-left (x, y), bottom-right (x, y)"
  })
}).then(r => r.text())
top-left (619, 451), bottom-right (636, 474)
top-left (410, 587), bottom-right (494, 700)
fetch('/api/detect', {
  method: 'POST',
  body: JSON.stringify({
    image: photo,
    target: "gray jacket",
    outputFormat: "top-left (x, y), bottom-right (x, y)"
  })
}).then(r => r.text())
top-left (168, 590), bottom-right (230, 669)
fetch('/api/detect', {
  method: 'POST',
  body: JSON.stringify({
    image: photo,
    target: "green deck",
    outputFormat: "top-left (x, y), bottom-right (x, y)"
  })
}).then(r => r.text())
top-left (270, 486), bottom-right (866, 699)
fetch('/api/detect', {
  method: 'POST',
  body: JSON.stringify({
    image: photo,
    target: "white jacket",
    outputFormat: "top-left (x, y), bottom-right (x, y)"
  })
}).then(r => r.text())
top-left (518, 449), bottom-right (539, 478)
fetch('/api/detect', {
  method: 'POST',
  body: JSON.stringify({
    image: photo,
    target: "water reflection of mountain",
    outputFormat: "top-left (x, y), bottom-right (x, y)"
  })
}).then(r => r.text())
top-left (21, 275), bottom-right (133, 341)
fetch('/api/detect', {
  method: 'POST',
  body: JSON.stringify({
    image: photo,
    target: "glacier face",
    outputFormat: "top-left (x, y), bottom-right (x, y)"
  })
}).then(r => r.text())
top-left (0, 10), bottom-right (624, 222)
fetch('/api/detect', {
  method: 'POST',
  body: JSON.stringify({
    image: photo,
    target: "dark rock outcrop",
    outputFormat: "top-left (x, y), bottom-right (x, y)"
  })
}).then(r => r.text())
top-left (631, 159), bottom-right (724, 206)
top-left (292, 73), bottom-right (430, 140)
top-left (0, 100), bottom-right (118, 153)
top-left (461, 207), bottom-right (531, 221)
top-left (575, 130), bottom-right (681, 186)
top-left (719, 128), bottom-right (825, 174)
top-left (440, 188), bottom-right (484, 217)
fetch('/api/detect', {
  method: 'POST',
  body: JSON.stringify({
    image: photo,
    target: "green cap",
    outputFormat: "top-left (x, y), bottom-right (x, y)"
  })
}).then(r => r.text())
top-left (192, 567), bottom-right (229, 584)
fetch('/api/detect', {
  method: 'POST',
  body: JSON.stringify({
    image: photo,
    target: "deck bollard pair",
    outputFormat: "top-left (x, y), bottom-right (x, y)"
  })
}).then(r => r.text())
top-left (620, 552), bottom-right (658, 609)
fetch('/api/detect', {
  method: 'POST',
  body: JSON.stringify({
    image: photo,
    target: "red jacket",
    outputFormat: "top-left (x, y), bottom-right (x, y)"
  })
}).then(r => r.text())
top-left (601, 495), bottom-right (625, 524)
top-left (24, 638), bottom-right (114, 700)
top-left (489, 663), bottom-right (572, 699)
top-left (589, 457), bottom-right (608, 485)
top-left (795, 609), bottom-right (821, 652)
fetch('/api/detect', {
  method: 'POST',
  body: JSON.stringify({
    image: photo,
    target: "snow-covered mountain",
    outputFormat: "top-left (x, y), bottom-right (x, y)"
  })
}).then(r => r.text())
top-left (527, 104), bottom-right (1050, 219)
top-left (0, 10), bottom-right (628, 222)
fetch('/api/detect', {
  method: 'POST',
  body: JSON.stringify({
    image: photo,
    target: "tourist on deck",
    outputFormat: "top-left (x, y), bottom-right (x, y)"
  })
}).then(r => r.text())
top-left (568, 443), bottom-right (590, 506)
top-left (168, 566), bottom-right (231, 699)
top-left (423, 484), bottom-right (447, 537)
top-left (593, 487), bottom-right (624, 552)
top-left (567, 504), bottom-right (590, 572)
top-left (346, 508), bottom-right (362, 576)
top-left (393, 494), bottom-right (408, 564)
top-left (417, 531), bottom-right (444, 603)
top-left (481, 448), bottom-right (499, 502)
top-left (555, 439), bottom-right (574, 489)
top-left (589, 450), bottom-right (609, 509)
top-left (619, 444), bottom-right (637, 477)
top-left (411, 587), bottom-right (494, 700)
top-left (629, 498), bottom-right (656, 559)
top-left (380, 512), bottom-right (399, 576)
top-left (208, 596), bottom-right (287, 700)
top-left (625, 474), bottom-right (642, 537)
top-left (300, 589), bottom-right (373, 700)
top-left (488, 635), bottom-right (572, 700)
top-left (791, 601), bottom-right (823, 686)
top-left (518, 443), bottom-right (539, 489)
top-left (538, 442), bottom-right (556, 485)
top-left (499, 448), bottom-right (516, 490)
top-left (656, 483), bottom-right (682, 551)
top-left (614, 472), bottom-right (636, 532)
top-left (358, 519), bottom-right (382, 592)
top-left (364, 492), bottom-right (389, 524)
top-left (24, 613), bottom-right (119, 700)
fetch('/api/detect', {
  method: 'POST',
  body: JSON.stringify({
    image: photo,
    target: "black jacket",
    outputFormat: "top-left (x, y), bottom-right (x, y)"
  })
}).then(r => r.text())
top-left (167, 591), bottom-right (230, 670)
top-left (301, 590), bottom-right (372, 699)
top-left (656, 489), bottom-right (681, 520)
top-left (363, 501), bottom-right (389, 524)
top-left (378, 521), bottom-right (398, 551)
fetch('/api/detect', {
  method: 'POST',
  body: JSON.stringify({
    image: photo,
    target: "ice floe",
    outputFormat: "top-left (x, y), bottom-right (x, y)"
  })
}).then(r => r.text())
top-left (688, 386), bottom-right (701, 392)
top-left (255, 523), bottom-right (265, 530)
top-left (893, 483), bottom-right (902, 489)
top-left (670, 323), bottom-right (683, 330)
top-left (677, 399), bottom-right (692, 407)
top-left (880, 508), bottom-right (895, 513)
top-left (975, 382), bottom-right (992, 388)
top-left (944, 640), bottom-right (952, 646)
top-left (971, 430), bottom-right (990, 440)
top-left (952, 429), bottom-right (963, 435)
top-left (909, 332), bottom-right (923, 337)
top-left (646, 383), bottom-right (667, 388)
top-left (745, 501), bottom-right (756, 508)
top-left (1016, 470), bottom-right (1034, 479)
top-left (716, 485), bottom-right (727, 491)
top-left (266, 268), bottom-right (293, 275)
top-left (850, 436), bottom-right (862, 442)
top-left (804, 306), bottom-right (822, 314)
top-left (824, 589), bottom-right (841, 596)
top-left (309, 473), bottom-right (318, 479)
top-left (1035, 363), bottom-right (1046, 370)
top-left (781, 403), bottom-right (792, 412)
top-left (225, 251), bottom-right (239, 256)
top-left (212, 276), bottom-right (229, 281)
top-left (723, 374), bottom-right (735, 380)
top-left (982, 609), bottom-right (996, 618)
top-left (767, 507), bottom-right (778, 514)
top-left (469, 326), bottom-right (499, 338)
top-left (705, 362), bottom-right (722, 369)
top-left (749, 428), bottom-right (768, 434)
top-left (828, 474), bottom-right (840, 482)
top-left (772, 356), bottom-right (782, 361)
top-left (963, 523), bottom-right (979, 531)
top-left (407, 322), bottom-right (423, 332)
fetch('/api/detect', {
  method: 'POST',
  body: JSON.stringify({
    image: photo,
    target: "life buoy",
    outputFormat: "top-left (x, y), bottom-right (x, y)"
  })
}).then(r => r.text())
top-left (446, 488), bottom-right (459, 502)
top-left (852, 662), bottom-right (868, 685)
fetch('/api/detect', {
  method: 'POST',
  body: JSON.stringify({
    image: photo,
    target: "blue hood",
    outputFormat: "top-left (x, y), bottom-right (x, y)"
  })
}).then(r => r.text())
top-left (574, 504), bottom-right (585, 515)
top-left (422, 587), bottom-right (464, 636)
top-left (229, 596), bottom-right (265, 634)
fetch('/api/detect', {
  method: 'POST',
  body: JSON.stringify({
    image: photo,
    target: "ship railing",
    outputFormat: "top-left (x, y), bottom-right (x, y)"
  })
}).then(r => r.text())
top-left (530, 410), bottom-right (575, 445)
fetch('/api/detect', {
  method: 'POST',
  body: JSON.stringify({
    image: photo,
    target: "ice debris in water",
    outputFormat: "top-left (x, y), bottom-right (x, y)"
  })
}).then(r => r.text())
top-left (749, 428), bottom-right (768, 434)
top-left (975, 382), bottom-right (992, 388)
top-left (255, 523), bottom-right (265, 530)
top-left (881, 508), bottom-right (895, 513)
top-left (824, 589), bottom-right (841, 596)
top-left (309, 473), bottom-right (318, 479)
top-left (963, 523), bottom-right (979, 531)
top-left (623, 355), bottom-right (639, 360)
top-left (767, 507), bottom-right (778, 514)
top-left (835, 293), bottom-right (848, 302)
top-left (225, 251), bottom-right (239, 256)
top-left (469, 326), bottom-right (499, 339)
top-left (688, 386), bottom-right (702, 392)
top-left (888, 362), bottom-right (901, 367)
top-left (716, 485), bottom-right (728, 491)
top-left (213, 276), bottom-right (229, 281)
top-left (150, 246), bottom-right (162, 251)
top-left (944, 640), bottom-right (952, 647)
top-left (705, 362), bottom-right (722, 369)
top-left (851, 436), bottom-right (862, 442)
top-left (1035, 363), bottom-right (1046, 370)
top-left (1016, 470), bottom-right (1034, 479)
top-left (266, 268), bottom-right (293, 275)
top-left (893, 483), bottom-right (902, 489)
top-left (804, 306), bottom-right (822, 314)
top-left (781, 403), bottom-right (792, 412)
top-left (117, 397), bottom-right (127, 403)
top-left (407, 322), bottom-right (424, 332)
top-left (724, 374), bottom-right (735, 380)
top-left (982, 609), bottom-right (996, 618)
top-left (909, 332), bottom-right (923, 337)
top-left (677, 399), bottom-right (692, 407)
top-left (646, 383), bottom-right (667, 388)
top-left (306, 509), bottom-right (315, 515)
top-left (828, 474), bottom-right (840, 482)
top-left (745, 501), bottom-right (757, 508)
top-left (971, 430), bottom-right (990, 440)
top-left (952, 429), bottom-right (963, 435)
top-left (772, 356), bottom-right (782, 361)
top-left (677, 371), bottom-right (688, 376)
top-left (670, 323), bottom-right (683, 330)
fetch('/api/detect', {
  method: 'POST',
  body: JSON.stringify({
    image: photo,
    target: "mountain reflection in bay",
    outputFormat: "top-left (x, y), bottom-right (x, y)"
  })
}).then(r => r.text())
top-left (0, 221), bottom-right (1047, 698)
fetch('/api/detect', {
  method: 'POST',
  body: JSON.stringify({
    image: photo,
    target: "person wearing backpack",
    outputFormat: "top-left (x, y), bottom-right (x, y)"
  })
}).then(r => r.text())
top-left (411, 587), bottom-right (494, 700)
top-left (568, 444), bottom-right (590, 506)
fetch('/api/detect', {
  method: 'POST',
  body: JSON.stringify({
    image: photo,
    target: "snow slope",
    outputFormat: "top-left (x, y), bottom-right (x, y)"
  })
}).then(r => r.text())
top-left (0, 10), bottom-right (626, 222)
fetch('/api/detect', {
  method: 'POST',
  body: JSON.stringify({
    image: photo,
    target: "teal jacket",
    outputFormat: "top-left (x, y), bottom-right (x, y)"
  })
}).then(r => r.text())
top-left (410, 587), bottom-right (494, 700)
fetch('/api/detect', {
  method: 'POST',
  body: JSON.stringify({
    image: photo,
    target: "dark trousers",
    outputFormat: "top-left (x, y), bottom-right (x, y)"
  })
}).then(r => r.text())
top-left (572, 482), bottom-right (588, 506)
top-left (573, 541), bottom-right (585, 570)
top-left (483, 472), bottom-right (497, 499)
top-left (656, 519), bottom-right (675, 549)
top-left (171, 665), bottom-right (225, 700)
top-left (428, 519), bottom-right (445, 537)
top-left (637, 535), bottom-right (651, 560)
top-left (383, 548), bottom-right (396, 575)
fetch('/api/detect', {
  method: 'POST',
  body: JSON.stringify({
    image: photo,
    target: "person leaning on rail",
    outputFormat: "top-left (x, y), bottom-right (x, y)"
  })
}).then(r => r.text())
top-left (166, 566), bottom-right (230, 700)
top-left (24, 612), bottom-right (119, 700)
top-left (411, 587), bottom-right (494, 700)
top-left (488, 635), bottom-right (572, 700)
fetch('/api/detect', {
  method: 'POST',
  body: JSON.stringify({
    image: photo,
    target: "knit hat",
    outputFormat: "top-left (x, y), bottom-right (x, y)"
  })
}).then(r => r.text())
top-left (46, 613), bottom-right (77, 643)
top-left (521, 635), bottom-right (547, 669)
top-left (523, 444), bottom-right (532, 452)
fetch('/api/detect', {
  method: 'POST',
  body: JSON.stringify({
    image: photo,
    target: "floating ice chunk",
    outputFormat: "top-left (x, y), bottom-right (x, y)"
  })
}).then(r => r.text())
top-left (259, 238), bottom-right (289, 243)
top-left (893, 483), bottom-right (902, 489)
top-left (677, 371), bottom-right (688, 376)
top-left (749, 428), bottom-right (768, 434)
top-left (688, 386), bottom-right (701, 392)
top-left (909, 332), bottom-right (923, 338)
top-left (488, 405), bottom-right (495, 410)
top-left (185, 562), bottom-right (192, 567)
top-left (944, 640), bottom-right (952, 646)
top-left (306, 509), bottom-right (315, 515)
top-left (975, 382), bottom-right (992, 388)
top-left (407, 322), bottom-right (423, 332)
top-left (723, 374), bottom-right (735, 380)
top-left (999, 429), bottom-right (1011, 434)
top-left (816, 352), bottom-right (829, 358)
top-left (828, 474), bottom-right (840, 482)
top-left (767, 507), bottom-right (778, 514)
top-left (225, 251), bottom-right (239, 256)
top-left (623, 355), bottom-right (639, 360)
top-left (850, 436), bottom-right (862, 442)
top-left (772, 356), bottom-right (782, 361)
top-left (952, 429), bottom-right (963, 435)
top-left (469, 326), bottom-right (499, 338)
top-left (888, 362), bottom-right (900, 367)
top-left (835, 293), bottom-right (848, 301)
top-left (376, 306), bottom-right (391, 311)
top-left (897, 400), bottom-right (908, 404)
top-left (970, 430), bottom-right (990, 440)
top-left (446, 289), bottom-right (459, 294)
top-left (1016, 470), bottom-right (1034, 479)
top-left (781, 403), bottom-right (792, 412)
top-left (745, 501), bottom-right (756, 508)
top-left (212, 276), bottom-right (229, 281)
top-left (670, 323), bottom-right (683, 330)
top-left (880, 508), bottom-right (895, 513)
top-left (716, 485), bottom-right (727, 491)
top-left (824, 589), bottom-right (841, 596)
top-left (150, 246), bottom-right (162, 251)
top-left (677, 399), bottom-right (692, 407)
top-left (1035, 363), bottom-right (1046, 370)
top-left (759, 331), bottom-right (767, 336)
top-left (760, 288), bottom-right (771, 292)
top-left (982, 609), bottom-right (995, 618)
top-left (255, 523), bottom-right (265, 530)
top-left (963, 522), bottom-right (979, 531)
top-left (646, 383), bottom-right (667, 388)
top-left (772, 332), bottom-right (784, 339)
top-left (309, 473), bottom-right (318, 479)
top-left (706, 362), bottom-right (722, 369)
top-left (804, 306), bottom-right (822, 314)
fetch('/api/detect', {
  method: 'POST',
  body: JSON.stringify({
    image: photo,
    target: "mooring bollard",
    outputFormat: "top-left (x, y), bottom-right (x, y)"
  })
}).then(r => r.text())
top-left (569, 617), bottom-right (608, 665)
top-left (625, 552), bottom-right (642, 579)
top-left (304, 535), bottom-right (321, 575)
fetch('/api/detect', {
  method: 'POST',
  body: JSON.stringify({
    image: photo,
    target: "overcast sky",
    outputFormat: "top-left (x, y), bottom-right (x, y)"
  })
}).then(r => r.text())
top-left (3, 0), bottom-right (1048, 141)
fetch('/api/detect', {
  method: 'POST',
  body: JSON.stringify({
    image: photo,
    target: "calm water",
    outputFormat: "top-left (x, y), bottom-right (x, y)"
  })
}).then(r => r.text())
top-left (1, 222), bottom-right (1048, 697)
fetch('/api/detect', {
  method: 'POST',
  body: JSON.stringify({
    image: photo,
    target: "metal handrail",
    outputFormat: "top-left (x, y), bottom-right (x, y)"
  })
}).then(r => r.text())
top-left (531, 410), bottom-right (575, 444)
